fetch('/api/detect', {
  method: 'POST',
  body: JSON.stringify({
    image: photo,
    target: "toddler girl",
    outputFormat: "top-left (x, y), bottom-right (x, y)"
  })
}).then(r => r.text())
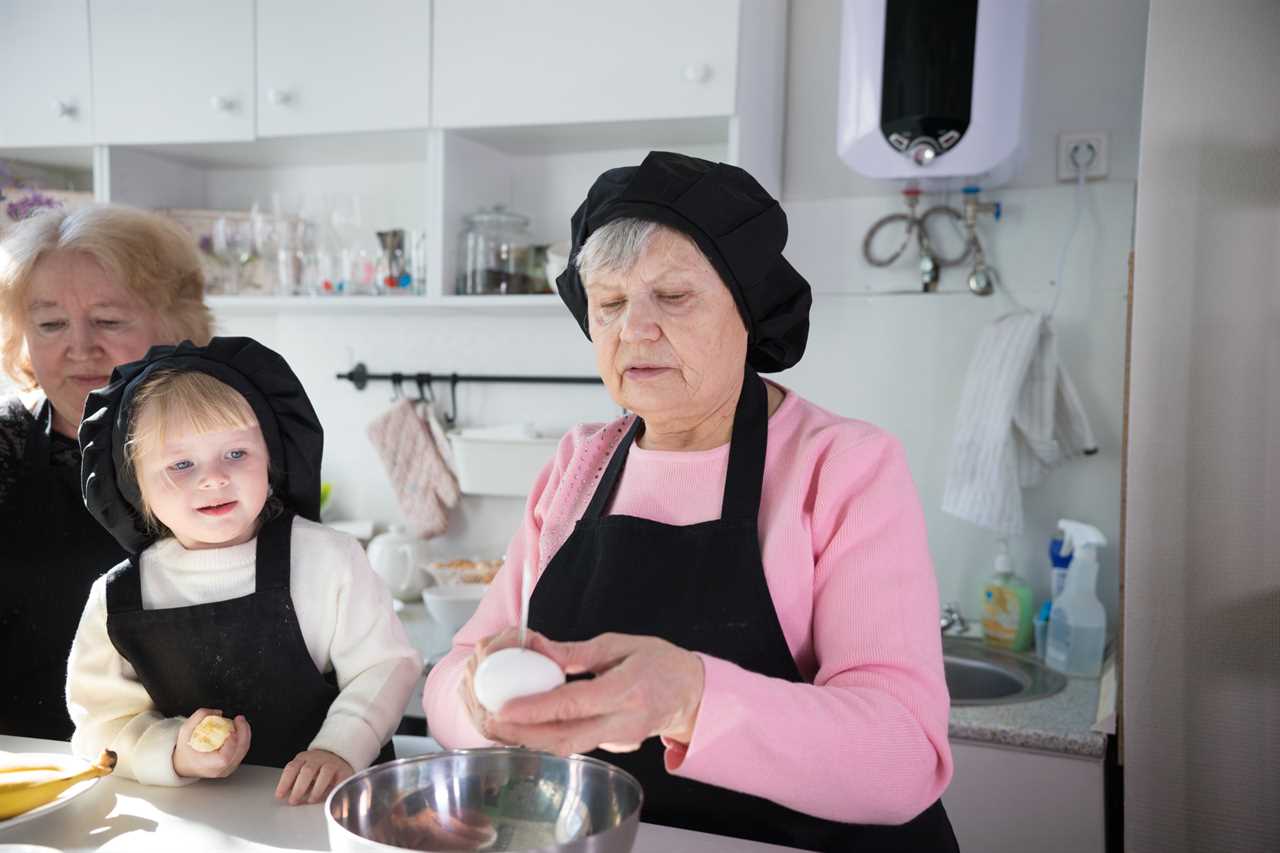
top-left (67, 337), bottom-right (421, 804)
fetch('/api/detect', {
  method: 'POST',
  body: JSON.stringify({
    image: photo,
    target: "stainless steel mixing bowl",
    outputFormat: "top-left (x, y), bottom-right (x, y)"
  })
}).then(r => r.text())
top-left (326, 748), bottom-right (643, 852)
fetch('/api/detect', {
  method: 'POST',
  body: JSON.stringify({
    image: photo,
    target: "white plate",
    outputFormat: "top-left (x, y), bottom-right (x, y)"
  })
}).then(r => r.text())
top-left (0, 753), bottom-right (103, 834)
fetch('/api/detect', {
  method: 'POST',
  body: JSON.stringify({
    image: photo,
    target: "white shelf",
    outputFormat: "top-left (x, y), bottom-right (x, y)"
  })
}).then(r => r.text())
top-left (0, 146), bottom-right (95, 170)
top-left (449, 116), bottom-right (731, 157)
top-left (120, 129), bottom-right (430, 169)
top-left (207, 293), bottom-right (566, 314)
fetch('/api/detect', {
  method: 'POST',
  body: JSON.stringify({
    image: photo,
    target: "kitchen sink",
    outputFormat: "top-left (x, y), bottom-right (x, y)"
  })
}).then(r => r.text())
top-left (943, 637), bottom-right (1067, 706)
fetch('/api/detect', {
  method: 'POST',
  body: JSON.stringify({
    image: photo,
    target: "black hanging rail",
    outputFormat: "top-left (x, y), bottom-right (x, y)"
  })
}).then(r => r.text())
top-left (336, 363), bottom-right (602, 391)
top-left (335, 362), bottom-right (604, 424)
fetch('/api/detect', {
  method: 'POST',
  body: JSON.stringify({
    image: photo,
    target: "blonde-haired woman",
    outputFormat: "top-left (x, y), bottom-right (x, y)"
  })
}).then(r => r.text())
top-left (0, 204), bottom-right (213, 739)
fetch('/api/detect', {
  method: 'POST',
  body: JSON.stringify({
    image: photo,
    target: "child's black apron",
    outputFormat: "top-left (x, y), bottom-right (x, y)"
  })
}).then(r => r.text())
top-left (105, 512), bottom-right (395, 768)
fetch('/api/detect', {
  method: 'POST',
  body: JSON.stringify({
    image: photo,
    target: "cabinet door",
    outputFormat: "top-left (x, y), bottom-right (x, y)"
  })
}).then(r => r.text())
top-left (948, 742), bottom-right (1106, 853)
top-left (257, 0), bottom-right (430, 137)
top-left (432, 0), bottom-right (739, 128)
top-left (90, 0), bottom-right (254, 144)
top-left (0, 0), bottom-right (93, 147)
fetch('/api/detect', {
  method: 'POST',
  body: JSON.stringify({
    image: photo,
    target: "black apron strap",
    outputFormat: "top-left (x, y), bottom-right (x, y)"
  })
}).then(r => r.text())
top-left (26, 398), bottom-right (54, 501)
top-left (104, 556), bottom-right (145, 615)
top-left (721, 367), bottom-right (768, 523)
top-left (254, 512), bottom-right (294, 591)
top-left (582, 415), bottom-right (643, 522)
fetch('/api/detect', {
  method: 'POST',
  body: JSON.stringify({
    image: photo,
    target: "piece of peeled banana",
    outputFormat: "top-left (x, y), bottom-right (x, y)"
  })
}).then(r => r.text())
top-left (188, 715), bottom-right (235, 752)
top-left (0, 749), bottom-right (116, 821)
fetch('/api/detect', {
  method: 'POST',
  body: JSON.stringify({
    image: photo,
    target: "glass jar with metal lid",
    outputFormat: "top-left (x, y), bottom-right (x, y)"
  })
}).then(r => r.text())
top-left (455, 204), bottom-right (539, 295)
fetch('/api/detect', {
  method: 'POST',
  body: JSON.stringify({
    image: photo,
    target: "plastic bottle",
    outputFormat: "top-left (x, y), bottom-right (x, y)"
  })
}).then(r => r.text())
top-left (1033, 600), bottom-right (1052, 659)
top-left (1045, 520), bottom-right (1107, 676)
top-left (981, 539), bottom-right (1034, 652)
top-left (1048, 534), bottom-right (1073, 605)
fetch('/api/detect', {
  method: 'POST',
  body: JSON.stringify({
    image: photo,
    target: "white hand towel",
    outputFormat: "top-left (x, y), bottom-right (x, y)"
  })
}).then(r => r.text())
top-left (367, 399), bottom-right (460, 538)
top-left (942, 310), bottom-right (1098, 535)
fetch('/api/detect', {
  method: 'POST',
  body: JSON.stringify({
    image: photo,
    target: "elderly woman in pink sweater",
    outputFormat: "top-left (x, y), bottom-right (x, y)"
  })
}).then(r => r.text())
top-left (423, 152), bottom-right (957, 852)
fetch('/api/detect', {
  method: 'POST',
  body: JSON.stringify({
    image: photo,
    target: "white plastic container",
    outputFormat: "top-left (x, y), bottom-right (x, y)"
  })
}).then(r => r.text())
top-left (447, 426), bottom-right (560, 497)
top-left (1045, 520), bottom-right (1108, 677)
top-left (420, 583), bottom-right (486, 634)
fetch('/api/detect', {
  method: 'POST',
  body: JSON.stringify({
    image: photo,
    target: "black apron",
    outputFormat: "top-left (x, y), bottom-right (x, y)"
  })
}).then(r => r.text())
top-left (528, 368), bottom-right (959, 852)
top-left (104, 512), bottom-right (395, 769)
top-left (0, 399), bottom-right (125, 740)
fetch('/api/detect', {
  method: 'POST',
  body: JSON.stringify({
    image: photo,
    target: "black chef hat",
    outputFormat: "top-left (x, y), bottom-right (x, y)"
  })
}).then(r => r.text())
top-left (556, 151), bottom-right (812, 373)
top-left (79, 336), bottom-right (324, 554)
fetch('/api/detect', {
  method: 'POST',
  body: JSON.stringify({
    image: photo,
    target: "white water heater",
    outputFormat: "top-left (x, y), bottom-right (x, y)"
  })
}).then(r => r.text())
top-left (837, 0), bottom-right (1037, 189)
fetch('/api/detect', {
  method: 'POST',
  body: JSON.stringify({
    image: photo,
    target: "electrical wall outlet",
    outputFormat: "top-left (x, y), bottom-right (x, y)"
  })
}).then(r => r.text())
top-left (1057, 131), bottom-right (1109, 181)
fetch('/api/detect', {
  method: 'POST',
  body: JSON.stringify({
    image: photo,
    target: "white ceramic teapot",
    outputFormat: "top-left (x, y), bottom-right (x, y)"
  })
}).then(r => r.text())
top-left (366, 525), bottom-right (431, 601)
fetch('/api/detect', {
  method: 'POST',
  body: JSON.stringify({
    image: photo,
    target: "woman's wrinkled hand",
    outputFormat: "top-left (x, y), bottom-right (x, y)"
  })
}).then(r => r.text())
top-left (458, 626), bottom-right (528, 741)
top-left (173, 709), bottom-right (252, 779)
top-left (483, 632), bottom-right (705, 757)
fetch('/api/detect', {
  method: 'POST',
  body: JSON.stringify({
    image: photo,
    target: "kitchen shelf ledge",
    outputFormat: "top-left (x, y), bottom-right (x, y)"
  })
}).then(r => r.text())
top-left (207, 293), bottom-right (566, 315)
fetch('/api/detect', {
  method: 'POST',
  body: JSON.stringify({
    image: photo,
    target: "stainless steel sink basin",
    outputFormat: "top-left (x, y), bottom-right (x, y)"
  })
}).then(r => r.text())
top-left (943, 637), bottom-right (1067, 706)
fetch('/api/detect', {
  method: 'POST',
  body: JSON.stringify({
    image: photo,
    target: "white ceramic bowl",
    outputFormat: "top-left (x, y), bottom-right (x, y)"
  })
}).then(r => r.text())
top-left (421, 583), bottom-right (487, 634)
top-left (544, 239), bottom-right (571, 290)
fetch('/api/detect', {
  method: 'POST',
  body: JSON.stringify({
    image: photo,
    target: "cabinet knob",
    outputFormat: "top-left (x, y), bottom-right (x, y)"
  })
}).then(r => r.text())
top-left (267, 88), bottom-right (294, 106)
top-left (682, 63), bottom-right (712, 84)
top-left (210, 95), bottom-right (236, 114)
top-left (52, 99), bottom-right (77, 119)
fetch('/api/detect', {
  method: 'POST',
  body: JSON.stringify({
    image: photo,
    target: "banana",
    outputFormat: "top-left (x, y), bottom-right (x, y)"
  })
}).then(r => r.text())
top-left (0, 756), bottom-right (64, 774)
top-left (0, 750), bottom-right (116, 821)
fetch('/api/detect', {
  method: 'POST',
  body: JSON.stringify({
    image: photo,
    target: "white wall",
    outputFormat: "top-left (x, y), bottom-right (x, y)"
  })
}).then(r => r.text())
top-left (1124, 1), bottom-right (1280, 849)
top-left (210, 0), bottom-right (1147, 630)
top-left (777, 0), bottom-right (1145, 622)
top-left (212, 306), bottom-right (618, 562)
top-left (782, 180), bottom-right (1132, 623)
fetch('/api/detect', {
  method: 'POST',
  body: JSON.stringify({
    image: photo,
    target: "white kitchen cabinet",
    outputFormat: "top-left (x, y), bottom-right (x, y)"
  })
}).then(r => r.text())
top-left (946, 741), bottom-right (1106, 853)
top-left (89, 0), bottom-right (255, 144)
top-left (13, 1), bottom-right (784, 310)
top-left (257, 0), bottom-right (431, 138)
top-left (0, 0), bottom-right (93, 147)
top-left (432, 0), bottom-right (741, 128)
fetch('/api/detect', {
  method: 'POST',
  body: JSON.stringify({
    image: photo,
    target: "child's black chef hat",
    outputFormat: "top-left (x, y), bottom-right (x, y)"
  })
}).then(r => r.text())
top-left (555, 150), bottom-right (812, 373)
top-left (79, 336), bottom-right (324, 553)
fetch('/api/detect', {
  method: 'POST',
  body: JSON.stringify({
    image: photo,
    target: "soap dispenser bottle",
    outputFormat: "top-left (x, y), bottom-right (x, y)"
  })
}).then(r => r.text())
top-left (981, 538), bottom-right (1034, 651)
top-left (1045, 519), bottom-right (1108, 676)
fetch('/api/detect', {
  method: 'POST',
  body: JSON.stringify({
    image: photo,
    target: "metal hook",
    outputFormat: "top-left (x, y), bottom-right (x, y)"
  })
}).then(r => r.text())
top-left (445, 374), bottom-right (459, 426)
top-left (391, 372), bottom-right (404, 401)
top-left (415, 373), bottom-right (434, 404)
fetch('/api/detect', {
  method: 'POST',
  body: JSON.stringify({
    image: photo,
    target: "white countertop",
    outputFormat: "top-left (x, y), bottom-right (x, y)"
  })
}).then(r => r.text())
top-left (0, 736), bottom-right (801, 852)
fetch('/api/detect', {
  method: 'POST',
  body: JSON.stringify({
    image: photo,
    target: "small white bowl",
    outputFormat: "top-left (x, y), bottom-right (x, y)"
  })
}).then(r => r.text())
top-left (544, 239), bottom-right (571, 289)
top-left (421, 583), bottom-right (487, 634)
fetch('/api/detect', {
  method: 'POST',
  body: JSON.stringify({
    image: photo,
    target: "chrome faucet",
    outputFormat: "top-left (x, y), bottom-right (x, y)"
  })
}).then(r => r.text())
top-left (940, 603), bottom-right (969, 635)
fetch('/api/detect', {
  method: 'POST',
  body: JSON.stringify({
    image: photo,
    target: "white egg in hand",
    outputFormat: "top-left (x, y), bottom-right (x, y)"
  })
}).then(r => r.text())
top-left (473, 647), bottom-right (566, 713)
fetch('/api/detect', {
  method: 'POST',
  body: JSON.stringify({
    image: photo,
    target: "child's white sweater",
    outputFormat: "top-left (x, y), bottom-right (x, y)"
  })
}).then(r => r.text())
top-left (66, 516), bottom-right (423, 785)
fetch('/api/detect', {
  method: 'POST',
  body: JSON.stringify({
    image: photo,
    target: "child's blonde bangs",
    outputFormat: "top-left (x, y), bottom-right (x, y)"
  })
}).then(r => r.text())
top-left (127, 371), bottom-right (259, 468)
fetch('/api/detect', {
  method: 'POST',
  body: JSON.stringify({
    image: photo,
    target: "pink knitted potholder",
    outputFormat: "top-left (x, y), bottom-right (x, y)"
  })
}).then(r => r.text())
top-left (367, 398), bottom-right (460, 538)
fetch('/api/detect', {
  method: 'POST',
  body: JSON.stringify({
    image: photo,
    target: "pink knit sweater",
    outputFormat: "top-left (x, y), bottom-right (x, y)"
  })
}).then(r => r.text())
top-left (422, 387), bottom-right (953, 825)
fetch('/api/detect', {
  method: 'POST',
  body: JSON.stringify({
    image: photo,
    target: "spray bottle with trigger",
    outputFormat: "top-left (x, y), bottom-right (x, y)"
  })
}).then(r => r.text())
top-left (1045, 520), bottom-right (1108, 677)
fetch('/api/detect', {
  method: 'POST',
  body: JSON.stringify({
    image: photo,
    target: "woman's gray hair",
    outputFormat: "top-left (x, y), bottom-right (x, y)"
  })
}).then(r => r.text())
top-left (0, 204), bottom-right (213, 389)
top-left (575, 217), bottom-right (713, 285)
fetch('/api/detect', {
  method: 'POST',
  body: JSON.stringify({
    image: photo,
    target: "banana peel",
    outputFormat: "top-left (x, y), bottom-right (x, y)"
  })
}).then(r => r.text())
top-left (0, 749), bottom-right (116, 821)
